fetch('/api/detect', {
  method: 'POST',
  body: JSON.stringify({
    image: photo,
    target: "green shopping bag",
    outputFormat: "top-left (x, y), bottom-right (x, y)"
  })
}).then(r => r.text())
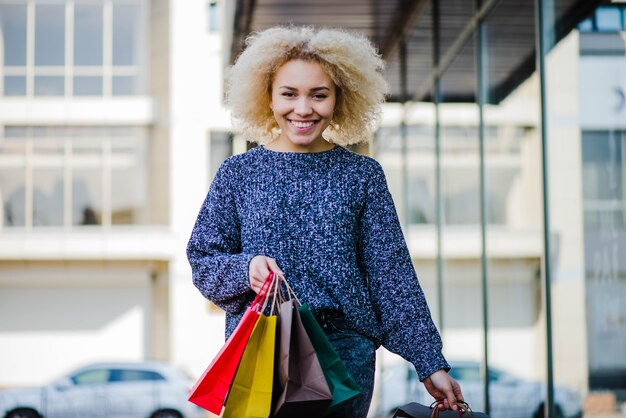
top-left (223, 309), bottom-right (277, 418)
top-left (298, 304), bottom-right (362, 413)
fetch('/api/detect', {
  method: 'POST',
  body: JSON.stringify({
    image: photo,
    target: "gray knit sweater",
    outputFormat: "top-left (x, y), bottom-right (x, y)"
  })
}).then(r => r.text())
top-left (187, 145), bottom-right (449, 380)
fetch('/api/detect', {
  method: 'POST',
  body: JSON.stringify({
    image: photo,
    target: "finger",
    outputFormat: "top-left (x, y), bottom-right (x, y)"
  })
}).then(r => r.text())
top-left (453, 381), bottom-right (464, 402)
top-left (445, 387), bottom-right (458, 411)
top-left (266, 258), bottom-right (284, 275)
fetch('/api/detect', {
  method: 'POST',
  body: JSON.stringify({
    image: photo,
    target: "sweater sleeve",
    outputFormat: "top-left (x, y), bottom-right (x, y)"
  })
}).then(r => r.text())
top-left (186, 161), bottom-right (255, 314)
top-left (357, 161), bottom-right (450, 381)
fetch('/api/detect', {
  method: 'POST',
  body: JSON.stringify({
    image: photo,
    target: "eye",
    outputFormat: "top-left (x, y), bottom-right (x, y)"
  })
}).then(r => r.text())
top-left (281, 92), bottom-right (296, 97)
top-left (313, 94), bottom-right (328, 100)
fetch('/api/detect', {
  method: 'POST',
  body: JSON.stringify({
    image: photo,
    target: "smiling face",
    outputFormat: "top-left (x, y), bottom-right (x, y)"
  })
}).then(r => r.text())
top-left (269, 59), bottom-right (337, 152)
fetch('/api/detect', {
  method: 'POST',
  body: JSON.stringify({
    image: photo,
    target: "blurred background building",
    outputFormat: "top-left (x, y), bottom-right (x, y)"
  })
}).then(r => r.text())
top-left (0, 0), bottom-right (625, 417)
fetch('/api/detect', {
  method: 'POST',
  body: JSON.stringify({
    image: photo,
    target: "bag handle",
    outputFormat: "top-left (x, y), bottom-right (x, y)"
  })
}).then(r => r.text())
top-left (251, 272), bottom-right (274, 312)
top-left (430, 401), bottom-right (472, 418)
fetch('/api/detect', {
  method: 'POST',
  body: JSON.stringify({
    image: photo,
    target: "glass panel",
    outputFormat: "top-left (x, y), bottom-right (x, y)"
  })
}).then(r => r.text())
top-left (112, 4), bottom-right (141, 66)
top-left (0, 4), bottom-right (27, 66)
top-left (73, 76), bottom-right (102, 96)
top-left (112, 369), bottom-right (165, 382)
top-left (4, 76), bottom-right (26, 96)
top-left (544, 1), bottom-right (625, 417)
top-left (32, 168), bottom-right (64, 226)
top-left (72, 369), bottom-right (110, 385)
top-left (439, 35), bottom-right (484, 413)
top-left (596, 7), bottom-right (622, 32)
top-left (482, 3), bottom-right (546, 417)
top-left (34, 76), bottom-right (64, 96)
top-left (207, 1), bottom-right (218, 32)
top-left (74, 4), bottom-right (103, 66)
top-left (407, 120), bottom-right (436, 225)
top-left (578, 18), bottom-right (593, 32)
top-left (111, 134), bottom-right (146, 225)
top-left (35, 4), bottom-right (65, 66)
top-left (0, 167), bottom-right (26, 227)
top-left (72, 168), bottom-right (102, 225)
top-left (112, 75), bottom-right (138, 95)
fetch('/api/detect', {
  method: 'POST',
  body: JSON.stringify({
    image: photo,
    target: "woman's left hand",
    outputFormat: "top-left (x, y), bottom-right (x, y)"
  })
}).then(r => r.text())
top-left (423, 369), bottom-right (464, 411)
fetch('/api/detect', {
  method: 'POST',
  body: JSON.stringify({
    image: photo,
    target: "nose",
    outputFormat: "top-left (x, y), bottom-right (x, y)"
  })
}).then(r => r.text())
top-left (294, 97), bottom-right (312, 116)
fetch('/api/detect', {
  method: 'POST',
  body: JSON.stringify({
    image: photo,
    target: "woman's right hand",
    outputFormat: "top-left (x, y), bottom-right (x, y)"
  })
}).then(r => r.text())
top-left (249, 255), bottom-right (283, 295)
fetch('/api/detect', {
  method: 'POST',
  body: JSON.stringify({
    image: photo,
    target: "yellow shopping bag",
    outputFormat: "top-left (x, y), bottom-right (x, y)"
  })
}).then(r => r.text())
top-left (223, 313), bottom-right (277, 418)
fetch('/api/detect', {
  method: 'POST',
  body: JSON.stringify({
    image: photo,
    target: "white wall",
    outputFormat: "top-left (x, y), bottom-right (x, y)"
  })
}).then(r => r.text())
top-left (0, 264), bottom-right (151, 387)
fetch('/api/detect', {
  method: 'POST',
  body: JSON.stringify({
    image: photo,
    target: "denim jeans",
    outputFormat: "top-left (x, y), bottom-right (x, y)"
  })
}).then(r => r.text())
top-left (316, 311), bottom-right (377, 418)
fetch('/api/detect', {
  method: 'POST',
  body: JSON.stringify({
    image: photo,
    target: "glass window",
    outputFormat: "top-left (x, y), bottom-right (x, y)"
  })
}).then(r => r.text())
top-left (4, 76), bottom-right (26, 96)
top-left (582, 130), bottom-right (625, 228)
top-left (1, 167), bottom-right (26, 227)
top-left (0, 126), bottom-right (149, 227)
top-left (113, 4), bottom-right (141, 66)
top-left (33, 169), bottom-right (64, 226)
top-left (596, 7), bottom-right (622, 32)
top-left (35, 4), bottom-right (65, 66)
top-left (34, 76), bottom-right (64, 96)
top-left (72, 169), bottom-right (102, 225)
top-left (578, 17), bottom-right (593, 32)
top-left (207, 1), bottom-right (219, 31)
top-left (74, 4), bottom-right (103, 66)
top-left (111, 135), bottom-right (147, 225)
top-left (111, 369), bottom-right (165, 382)
top-left (72, 369), bottom-right (111, 385)
top-left (112, 76), bottom-right (139, 96)
top-left (0, 4), bottom-right (27, 66)
top-left (74, 76), bottom-right (103, 96)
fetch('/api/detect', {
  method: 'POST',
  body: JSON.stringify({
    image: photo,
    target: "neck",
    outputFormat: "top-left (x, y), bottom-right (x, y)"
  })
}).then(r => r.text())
top-left (265, 136), bottom-right (335, 153)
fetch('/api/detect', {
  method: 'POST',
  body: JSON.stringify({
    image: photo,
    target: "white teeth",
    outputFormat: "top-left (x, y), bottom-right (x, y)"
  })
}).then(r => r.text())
top-left (291, 120), bottom-right (315, 128)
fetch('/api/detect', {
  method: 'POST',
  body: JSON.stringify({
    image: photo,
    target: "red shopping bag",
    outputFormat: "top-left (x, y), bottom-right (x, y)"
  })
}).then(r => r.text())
top-left (188, 272), bottom-right (274, 415)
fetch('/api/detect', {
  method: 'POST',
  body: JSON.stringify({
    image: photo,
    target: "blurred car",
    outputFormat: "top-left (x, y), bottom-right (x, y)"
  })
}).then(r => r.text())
top-left (0, 361), bottom-right (207, 418)
top-left (374, 360), bottom-right (583, 418)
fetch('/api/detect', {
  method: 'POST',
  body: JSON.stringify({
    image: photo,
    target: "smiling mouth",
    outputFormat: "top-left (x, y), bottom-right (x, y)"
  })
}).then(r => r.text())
top-left (289, 120), bottom-right (317, 129)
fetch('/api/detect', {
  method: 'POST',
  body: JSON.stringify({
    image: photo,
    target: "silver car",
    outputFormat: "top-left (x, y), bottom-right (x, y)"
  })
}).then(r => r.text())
top-left (0, 361), bottom-right (207, 418)
top-left (374, 360), bottom-right (583, 418)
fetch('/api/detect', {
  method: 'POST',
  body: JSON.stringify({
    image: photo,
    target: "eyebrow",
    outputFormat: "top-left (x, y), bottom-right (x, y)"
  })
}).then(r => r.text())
top-left (278, 86), bottom-right (331, 92)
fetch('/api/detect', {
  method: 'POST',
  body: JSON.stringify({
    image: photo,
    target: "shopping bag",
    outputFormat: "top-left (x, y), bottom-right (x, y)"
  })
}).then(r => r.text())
top-left (222, 274), bottom-right (280, 418)
top-left (223, 313), bottom-right (277, 418)
top-left (272, 300), bottom-right (333, 418)
top-left (188, 273), bottom-right (274, 415)
top-left (298, 304), bottom-right (361, 412)
top-left (393, 401), bottom-right (490, 418)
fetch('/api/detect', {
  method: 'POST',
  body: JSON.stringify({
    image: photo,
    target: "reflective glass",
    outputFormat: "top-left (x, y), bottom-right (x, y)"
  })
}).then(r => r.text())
top-left (481, 2), bottom-right (552, 417)
top-left (0, 167), bottom-right (26, 227)
top-left (73, 76), bottom-right (102, 96)
top-left (35, 4), bottom-right (65, 66)
top-left (33, 168), bottom-right (64, 226)
top-left (0, 4), bottom-right (27, 66)
top-left (111, 134), bottom-right (147, 224)
top-left (4, 76), bottom-right (26, 96)
top-left (544, 2), bottom-right (626, 417)
top-left (439, 36), bottom-right (484, 415)
top-left (596, 7), bottom-right (622, 32)
top-left (112, 76), bottom-right (139, 95)
top-left (72, 168), bottom-right (102, 225)
top-left (34, 76), bottom-right (64, 96)
top-left (112, 4), bottom-right (141, 66)
top-left (74, 4), bottom-right (103, 66)
top-left (72, 369), bottom-right (110, 385)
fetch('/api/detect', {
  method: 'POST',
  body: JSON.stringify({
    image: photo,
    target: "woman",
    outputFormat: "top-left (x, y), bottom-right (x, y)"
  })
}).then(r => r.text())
top-left (187, 26), bottom-right (463, 418)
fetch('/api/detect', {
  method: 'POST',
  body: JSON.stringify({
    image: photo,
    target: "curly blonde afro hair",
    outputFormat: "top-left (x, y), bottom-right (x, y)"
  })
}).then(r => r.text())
top-left (225, 26), bottom-right (389, 146)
